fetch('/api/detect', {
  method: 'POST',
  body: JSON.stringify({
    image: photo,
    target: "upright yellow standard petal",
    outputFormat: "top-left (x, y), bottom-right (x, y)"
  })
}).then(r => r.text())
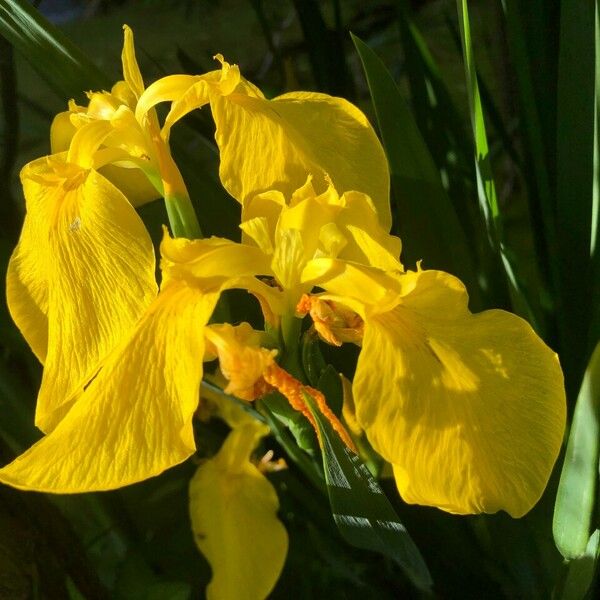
top-left (189, 420), bottom-right (288, 600)
top-left (48, 27), bottom-right (161, 208)
top-left (10, 156), bottom-right (157, 433)
top-left (237, 181), bottom-right (401, 319)
top-left (137, 60), bottom-right (391, 227)
top-left (212, 90), bottom-right (391, 228)
top-left (121, 24), bottom-right (145, 99)
top-left (0, 284), bottom-right (218, 493)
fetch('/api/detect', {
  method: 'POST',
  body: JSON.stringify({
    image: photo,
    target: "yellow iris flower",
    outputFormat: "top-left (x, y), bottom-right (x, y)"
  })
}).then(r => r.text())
top-left (6, 30), bottom-right (391, 440)
top-left (1, 28), bottom-right (567, 600)
top-left (1, 170), bottom-right (565, 520)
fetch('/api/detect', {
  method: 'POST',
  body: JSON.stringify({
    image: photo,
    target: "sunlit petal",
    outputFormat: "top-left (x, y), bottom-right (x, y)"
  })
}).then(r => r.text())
top-left (121, 24), bottom-right (144, 99)
top-left (17, 157), bottom-right (157, 433)
top-left (0, 284), bottom-right (217, 492)
top-left (351, 269), bottom-right (566, 517)
top-left (6, 210), bottom-right (49, 364)
top-left (213, 90), bottom-right (391, 227)
top-left (189, 421), bottom-right (288, 600)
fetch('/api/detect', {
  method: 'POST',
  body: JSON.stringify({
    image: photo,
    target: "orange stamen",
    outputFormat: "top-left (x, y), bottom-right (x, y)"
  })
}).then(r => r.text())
top-left (296, 293), bottom-right (313, 317)
top-left (304, 384), bottom-right (357, 452)
top-left (296, 293), bottom-right (364, 347)
top-left (262, 363), bottom-right (357, 452)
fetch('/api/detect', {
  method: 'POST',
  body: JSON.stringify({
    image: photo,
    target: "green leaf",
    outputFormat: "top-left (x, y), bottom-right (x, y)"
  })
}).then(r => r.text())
top-left (396, 1), bottom-right (473, 166)
top-left (302, 391), bottom-right (433, 592)
top-left (554, 342), bottom-right (600, 559)
top-left (301, 329), bottom-right (328, 388)
top-left (351, 33), bottom-right (479, 303)
top-left (560, 530), bottom-right (600, 600)
top-left (292, 0), bottom-right (354, 98)
top-left (503, 0), bottom-right (558, 288)
top-left (455, 0), bottom-right (499, 233)
top-left (261, 392), bottom-right (317, 454)
top-left (0, 0), bottom-right (111, 101)
top-left (592, 6), bottom-right (600, 351)
top-left (443, 12), bottom-right (523, 173)
top-left (455, 0), bottom-right (540, 327)
top-left (555, 0), bottom-right (599, 395)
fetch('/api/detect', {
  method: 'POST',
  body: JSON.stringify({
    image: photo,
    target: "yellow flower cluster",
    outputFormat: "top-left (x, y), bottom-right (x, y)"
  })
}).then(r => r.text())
top-left (0, 26), bottom-right (566, 599)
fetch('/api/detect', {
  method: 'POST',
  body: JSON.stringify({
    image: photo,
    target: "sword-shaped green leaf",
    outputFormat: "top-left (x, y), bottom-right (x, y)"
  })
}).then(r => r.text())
top-left (303, 391), bottom-right (433, 592)
top-left (0, 0), bottom-right (110, 100)
top-left (351, 33), bottom-right (478, 307)
top-left (554, 342), bottom-right (600, 559)
top-left (456, 0), bottom-right (539, 329)
top-left (555, 0), bottom-right (599, 396)
top-left (559, 530), bottom-right (600, 600)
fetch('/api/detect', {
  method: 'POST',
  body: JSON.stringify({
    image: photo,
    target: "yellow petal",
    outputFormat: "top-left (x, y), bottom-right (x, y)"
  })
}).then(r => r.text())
top-left (204, 323), bottom-right (276, 401)
top-left (135, 74), bottom-right (204, 122)
top-left (239, 216), bottom-right (274, 255)
top-left (160, 232), bottom-right (272, 288)
top-left (18, 157), bottom-right (157, 432)
top-left (50, 111), bottom-right (78, 154)
top-left (271, 228), bottom-right (306, 292)
top-left (351, 269), bottom-right (566, 517)
top-left (0, 283), bottom-right (218, 492)
top-left (135, 64), bottom-right (243, 134)
top-left (189, 422), bottom-right (288, 600)
top-left (212, 90), bottom-right (391, 228)
top-left (121, 25), bottom-right (144, 99)
top-left (345, 224), bottom-right (403, 272)
top-left (6, 210), bottom-right (50, 363)
top-left (50, 107), bottom-right (160, 208)
top-left (137, 62), bottom-right (390, 226)
top-left (301, 257), bottom-right (401, 315)
top-left (97, 163), bottom-right (160, 207)
top-left (337, 190), bottom-right (402, 268)
top-left (160, 230), bottom-right (287, 321)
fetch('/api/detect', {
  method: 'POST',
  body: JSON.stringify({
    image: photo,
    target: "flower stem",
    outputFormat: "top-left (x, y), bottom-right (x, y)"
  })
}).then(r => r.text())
top-left (280, 313), bottom-right (304, 380)
top-left (153, 129), bottom-right (203, 239)
top-left (165, 192), bottom-right (203, 239)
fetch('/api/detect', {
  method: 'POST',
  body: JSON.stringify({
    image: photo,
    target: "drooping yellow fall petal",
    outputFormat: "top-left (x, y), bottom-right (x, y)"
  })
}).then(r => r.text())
top-left (9, 156), bottom-right (157, 433)
top-left (0, 283), bottom-right (218, 493)
top-left (6, 210), bottom-right (49, 363)
top-left (361, 275), bottom-right (565, 517)
top-left (189, 420), bottom-right (288, 600)
top-left (304, 260), bottom-right (566, 516)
